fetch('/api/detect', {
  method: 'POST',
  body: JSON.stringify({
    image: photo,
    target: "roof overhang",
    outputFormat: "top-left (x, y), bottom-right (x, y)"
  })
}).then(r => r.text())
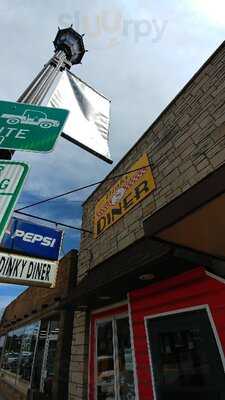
top-left (63, 238), bottom-right (204, 310)
top-left (65, 164), bottom-right (225, 311)
top-left (144, 163), bottom-right (225, 260)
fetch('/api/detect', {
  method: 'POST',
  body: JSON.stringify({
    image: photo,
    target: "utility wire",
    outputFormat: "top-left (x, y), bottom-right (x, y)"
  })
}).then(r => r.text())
top-left (14, 120), bottom-right (221, 213)
top-left (16, 199), bottom-right (83, 205)
top-left (15, 164), bottom-right (151, 212)
top-left (12, 140), bottom-right (213, 234)
top-left (14, 210), bottom-right (92, 234)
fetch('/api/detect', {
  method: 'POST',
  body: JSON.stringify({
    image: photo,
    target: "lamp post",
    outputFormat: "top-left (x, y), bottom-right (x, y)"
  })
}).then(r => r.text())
top-left (0, 26), bottom-right (86, 160)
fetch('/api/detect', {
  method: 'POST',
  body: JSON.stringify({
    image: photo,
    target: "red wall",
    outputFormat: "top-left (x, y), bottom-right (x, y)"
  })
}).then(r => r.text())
top-left (129, 267), bottom-right (225, 400)
top-left (88, 268), bottom-right (225, 400)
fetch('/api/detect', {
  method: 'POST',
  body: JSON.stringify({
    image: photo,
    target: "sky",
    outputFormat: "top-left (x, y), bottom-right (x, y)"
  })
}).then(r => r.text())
top-left (1, 0), bottom-right (225, 310)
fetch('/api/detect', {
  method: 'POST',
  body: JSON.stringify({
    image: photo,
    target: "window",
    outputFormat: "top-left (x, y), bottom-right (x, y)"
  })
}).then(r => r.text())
top-left (32, 317), bottom-right (60, 396)
top-left (0, 335), bottom-right (5, 358)
top-left (97, 320), bottom-right (115, 399)
top-left (0, 316), bottom-right (60, 397)
top-left (146, 308), bottom-right (225, 400)
top-left (155, 328), bottom-right (211, 386)
top-left (96, 316), bottom-right (135, 400)
top-left (0, 322), bottom-right (39, 392)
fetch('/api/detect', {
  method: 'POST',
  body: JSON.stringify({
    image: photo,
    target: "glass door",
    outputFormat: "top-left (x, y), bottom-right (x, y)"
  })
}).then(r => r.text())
top-left (146, 308), bottom-right (225, 400)
top-left (96, 316), bottom-right (135, 400)
top-left (96, 320), bottom-right (115, 400)
top-left (40, 319), bottom-right (59, 394)
top-left (31, 317), bottom-right (59, 398)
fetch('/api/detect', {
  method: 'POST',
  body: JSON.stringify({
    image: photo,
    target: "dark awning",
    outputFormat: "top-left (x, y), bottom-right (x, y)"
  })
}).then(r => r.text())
top-left (63, 238), bottom-right (201, 310)
top-left (64, 163), bottom-right (225, 311)
top-left (144, 162), bottom-right (225, 260)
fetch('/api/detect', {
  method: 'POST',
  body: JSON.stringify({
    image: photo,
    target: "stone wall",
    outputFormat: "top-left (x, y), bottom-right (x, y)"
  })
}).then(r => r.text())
top-left (0, 378), bottom-right (25, 400)
top-left (77, 42), bottom-right (225, 281)
top-left (0, 250), bottom-right (78, 400)
top-left (69, 41), bottom-right (225, 399)
top-left (69, 311), bottom-right (89, 400)
top-left (0, 250), bottom-right (78, 335)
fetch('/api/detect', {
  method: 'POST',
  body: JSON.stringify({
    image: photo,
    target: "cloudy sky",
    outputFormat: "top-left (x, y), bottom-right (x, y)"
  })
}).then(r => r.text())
top-left (1, 0), bottom-right (225, 309)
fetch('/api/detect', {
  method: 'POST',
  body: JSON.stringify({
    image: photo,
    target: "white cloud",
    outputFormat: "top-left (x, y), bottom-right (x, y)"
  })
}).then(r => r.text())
top-left (188, 0), bottom-right (225, 26)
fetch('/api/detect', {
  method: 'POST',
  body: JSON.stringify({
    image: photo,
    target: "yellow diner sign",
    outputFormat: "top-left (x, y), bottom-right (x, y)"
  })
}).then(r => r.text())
top-left (94, 153), bottom-right (155, 238)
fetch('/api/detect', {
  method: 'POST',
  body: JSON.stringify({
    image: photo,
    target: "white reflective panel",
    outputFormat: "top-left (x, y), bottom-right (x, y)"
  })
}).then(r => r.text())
top-left (46, 70), bottom-right (112, 164)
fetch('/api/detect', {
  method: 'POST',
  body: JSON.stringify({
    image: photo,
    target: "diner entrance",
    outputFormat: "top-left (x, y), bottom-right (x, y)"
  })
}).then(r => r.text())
top-left (89, 304), bottom-right (136, 400)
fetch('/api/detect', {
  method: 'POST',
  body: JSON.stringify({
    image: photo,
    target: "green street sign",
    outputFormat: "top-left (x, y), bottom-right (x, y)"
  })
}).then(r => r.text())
top-left (0, 100), bottom-right (69, 152)
top-left (0, 161), bottom-right (29, 242)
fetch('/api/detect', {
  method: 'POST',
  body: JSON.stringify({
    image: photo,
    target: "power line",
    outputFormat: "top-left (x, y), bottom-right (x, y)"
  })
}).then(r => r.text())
top-left (10, 143), bottom-right (213, 235)
top-left (14, 210), bottom-right (92, 234)
top-left (16, 199), bottom-right (83, 205)
top-left (14, 121), bottom-right (220, 214)
top-left (15, 164), bottom-right (151, 212)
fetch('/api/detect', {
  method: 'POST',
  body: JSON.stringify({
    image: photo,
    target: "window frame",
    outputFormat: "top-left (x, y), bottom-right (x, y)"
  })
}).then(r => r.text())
top-left (95, 313), bottom-right (128, 400)
top-left (144, 304), bottom-right (225, 400)
top-left (0, 321), bottom-right (40, 391)
top-left (89, 302), bottom-right (137, 400)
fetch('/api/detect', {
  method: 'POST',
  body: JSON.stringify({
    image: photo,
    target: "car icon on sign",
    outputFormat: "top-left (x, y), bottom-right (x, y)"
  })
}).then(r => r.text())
top-left (1, 109), bottom-right (60, 129)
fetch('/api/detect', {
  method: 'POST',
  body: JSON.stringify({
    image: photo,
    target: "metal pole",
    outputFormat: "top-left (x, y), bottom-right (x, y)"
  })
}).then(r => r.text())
top-left (0, 27), bottom-right (86, 160)
top-left (17, 51), bottom-right (67, 104)
top-left (17, 64), bottom-right (53, 103)
top-left (0, 51), bottom-right (68, 160)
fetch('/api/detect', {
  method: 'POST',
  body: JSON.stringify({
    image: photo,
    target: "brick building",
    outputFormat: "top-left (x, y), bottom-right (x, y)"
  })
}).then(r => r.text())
top-left (0, 250), bottom-right (78, 400)
top-left (1, 40), bottom-right (225, 400)
top-left (66, 41), bottom-right (225, 399)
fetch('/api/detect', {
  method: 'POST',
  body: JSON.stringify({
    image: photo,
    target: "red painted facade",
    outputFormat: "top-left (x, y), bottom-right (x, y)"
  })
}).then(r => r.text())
top-left (129, 267), bottom-right (225, 399)
top-left (88, 267), bottom-right (225, 399)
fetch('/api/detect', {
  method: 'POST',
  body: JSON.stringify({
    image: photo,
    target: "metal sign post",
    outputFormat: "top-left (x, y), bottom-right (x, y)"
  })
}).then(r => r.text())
top-left (0, 28), bottom-right (87, 287)
top-left (0, 27), bottom-right (86, 160)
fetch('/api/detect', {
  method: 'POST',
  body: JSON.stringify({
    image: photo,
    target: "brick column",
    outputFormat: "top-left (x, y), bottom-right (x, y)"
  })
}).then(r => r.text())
top-left (52, 309), bottom-right (75, 400)
top-left (68, 311), bottom-right (90, 400)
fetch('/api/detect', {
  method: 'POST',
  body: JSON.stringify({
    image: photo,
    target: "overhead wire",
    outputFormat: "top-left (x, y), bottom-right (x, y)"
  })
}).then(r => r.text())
top-left (15, 132), bottom-right (217, 215)
top-left (15, 164), bottom-right (152, 212)
top-left (12, 164), bottom-right (152, 235)
top-left (13, 131), bottom-right (215, 232)
top-left (14, 210), bottom-right (92, 234)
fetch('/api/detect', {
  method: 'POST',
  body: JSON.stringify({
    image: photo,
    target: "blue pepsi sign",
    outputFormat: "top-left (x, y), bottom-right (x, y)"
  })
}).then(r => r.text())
top-left (1, 218), bottom-right (63, 261)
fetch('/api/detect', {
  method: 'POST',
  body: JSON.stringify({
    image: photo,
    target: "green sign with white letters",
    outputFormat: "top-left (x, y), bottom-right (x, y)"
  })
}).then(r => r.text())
top-left (0, 161), bottom-right (29, 242)
top-left (0, 100), bottom-right (69, 152)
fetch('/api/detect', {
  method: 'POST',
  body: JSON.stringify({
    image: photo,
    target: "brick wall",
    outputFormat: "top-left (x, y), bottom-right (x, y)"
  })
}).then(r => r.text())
top-left (69, 41), bottom-right (225, 399)
top-left (77, 41), bottom-right (225, 280)
top-left (0, 249), bottom-right (77, 335)
top-left (69, 311), bottom-right (89, 400)
top-left (0, 378), bottom-right (25, 400)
